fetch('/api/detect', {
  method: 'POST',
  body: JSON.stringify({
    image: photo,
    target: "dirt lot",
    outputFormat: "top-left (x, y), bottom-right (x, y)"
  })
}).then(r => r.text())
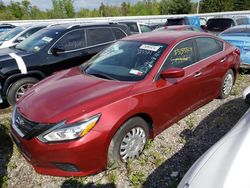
top-left (1, 73), bottom-right (250, 188)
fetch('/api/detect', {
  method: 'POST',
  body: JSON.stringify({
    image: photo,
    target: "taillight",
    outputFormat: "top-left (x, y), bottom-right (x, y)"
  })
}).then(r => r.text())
top-left (234, 48), bottom-right (240, 56)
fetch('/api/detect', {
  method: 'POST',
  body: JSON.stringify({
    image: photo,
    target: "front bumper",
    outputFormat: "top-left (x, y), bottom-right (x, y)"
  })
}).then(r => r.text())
top-left (0, 84), bottom-right (3, 103)
top-left (11, 124), bottom-right (108, 177)
top-left (240, 63), bottom-right (250, 69)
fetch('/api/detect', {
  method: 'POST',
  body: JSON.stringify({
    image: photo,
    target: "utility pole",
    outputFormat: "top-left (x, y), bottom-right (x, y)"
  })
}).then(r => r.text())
top-left (197, 0), bottom-right (200, 14)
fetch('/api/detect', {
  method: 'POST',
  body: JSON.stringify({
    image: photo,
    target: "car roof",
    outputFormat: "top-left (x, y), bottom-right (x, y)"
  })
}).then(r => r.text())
top-left (167, 25), bottom-right (191, 29)
top-left (123, 31), bottom-right (212, 44)
top-left (48, 22), bottom-right (125, 30)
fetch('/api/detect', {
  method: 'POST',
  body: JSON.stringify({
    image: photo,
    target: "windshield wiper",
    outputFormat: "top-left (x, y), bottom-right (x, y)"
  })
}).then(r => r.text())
top-left (15, 47), bottom-right (26, 52)
top-left (89, 73), bottom-right (117, 80)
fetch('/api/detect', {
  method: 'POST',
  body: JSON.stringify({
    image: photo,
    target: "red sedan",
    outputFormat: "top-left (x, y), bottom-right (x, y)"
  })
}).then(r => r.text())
top-left (11, 31), bottom-right (240, 177)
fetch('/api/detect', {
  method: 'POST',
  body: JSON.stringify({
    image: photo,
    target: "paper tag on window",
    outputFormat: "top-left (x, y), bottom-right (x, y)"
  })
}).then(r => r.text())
top-left (42, 36), bottom-right (53, 42)
top-left (129, 69), bottom-right (143, 76)
top-left (140, 44), bottom-right (161, 52)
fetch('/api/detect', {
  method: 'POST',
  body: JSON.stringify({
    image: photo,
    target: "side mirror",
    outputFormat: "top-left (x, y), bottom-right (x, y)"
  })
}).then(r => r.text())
top-left (243, 86), bottom-right (250, 105)
top-left (160, 67), bottom-right (185, 79)
top-left (16, 36), bottom-right (26, 43)
top-left (51, 47), bottom-right (65, 56)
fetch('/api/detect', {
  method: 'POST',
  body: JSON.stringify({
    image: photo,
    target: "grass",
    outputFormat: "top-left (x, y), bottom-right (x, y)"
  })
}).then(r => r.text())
top-left (186, 115), bottom-right (196, 130)
top-left (129, 171), bottom-right (145, 188)
top-left (0, 175), bottom-right (8, 188)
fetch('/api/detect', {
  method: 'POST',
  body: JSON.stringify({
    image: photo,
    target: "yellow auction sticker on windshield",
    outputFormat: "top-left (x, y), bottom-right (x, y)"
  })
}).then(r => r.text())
top-left (140, 44), bottom-right (161, 52)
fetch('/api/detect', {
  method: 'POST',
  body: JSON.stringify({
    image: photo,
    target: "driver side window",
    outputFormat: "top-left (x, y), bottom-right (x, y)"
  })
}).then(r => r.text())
top-left (54, 29), bottom-right (86, 51)
top-left (163, 39), bottom-right (195, 69)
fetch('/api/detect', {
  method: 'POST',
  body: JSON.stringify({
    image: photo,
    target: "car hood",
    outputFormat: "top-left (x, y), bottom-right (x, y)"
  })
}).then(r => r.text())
top-left (178, 108), bottom-right (250, 188)
top-left (17, 67), bottom-right (135, 123)
top-left (0, 47), bottom-right (30, 63)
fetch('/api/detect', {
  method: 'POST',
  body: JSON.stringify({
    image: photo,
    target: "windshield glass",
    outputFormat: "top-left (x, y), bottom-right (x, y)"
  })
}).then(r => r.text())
top-left (207, 19), bottom-right (234, 31)
top-left (16, 28), bottom-right (62, 53)
top-left (167, 18), bottom-right (186, 26)
top-left (0, 26), bottom-right (25, 41)
top-left (83, 40), bottom-right (167, 81)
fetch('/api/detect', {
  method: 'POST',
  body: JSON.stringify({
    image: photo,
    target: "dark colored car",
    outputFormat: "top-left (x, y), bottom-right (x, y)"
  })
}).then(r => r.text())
top-left (166, 16), bottom-right (200, 27)
top-left (205, 16), bottom-right (250, 35)
top-left (219, 25), bottom-right (250, 69)
top-left (0, 24), bottom-right (16, 35)
top-left (155, 25), bottom-right (204, 32)
top-left (12, 31), bottom-right (240, 177)
top-left (0, 23), bottom-right (130, 105)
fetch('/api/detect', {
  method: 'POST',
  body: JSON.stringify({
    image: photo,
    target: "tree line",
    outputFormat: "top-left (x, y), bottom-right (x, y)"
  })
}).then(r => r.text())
top-left (0, 0), bottom-right (249, 20)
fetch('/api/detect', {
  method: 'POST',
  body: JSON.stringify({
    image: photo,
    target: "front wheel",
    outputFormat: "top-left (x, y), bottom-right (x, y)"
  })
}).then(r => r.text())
top-left (7, 77), bottom-right (39, 105)
top-left (108, 117), bottom-right (149, 165)
top-left (220, 69), bottom-right (234, 99)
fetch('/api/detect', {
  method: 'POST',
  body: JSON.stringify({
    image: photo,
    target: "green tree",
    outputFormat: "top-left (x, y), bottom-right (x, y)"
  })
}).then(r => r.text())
top-left (167, 0), bottom-right (192, 14)
top-left (234, 0), bottom-right (250, 10)
top-left (200, 0), bottom-right (234, 13)
top-left (159, 0), bottom-right (170, 14)
top-left (8, 1), bottom-right (24, 19)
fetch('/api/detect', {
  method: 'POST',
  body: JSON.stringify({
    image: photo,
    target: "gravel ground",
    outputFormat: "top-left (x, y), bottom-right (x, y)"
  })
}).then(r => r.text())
top-left (0, 74), bottom-right (250, 188)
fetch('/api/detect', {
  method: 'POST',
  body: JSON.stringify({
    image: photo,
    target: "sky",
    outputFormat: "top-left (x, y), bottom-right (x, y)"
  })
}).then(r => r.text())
top-left (1, 0), bottom-right (140, 10)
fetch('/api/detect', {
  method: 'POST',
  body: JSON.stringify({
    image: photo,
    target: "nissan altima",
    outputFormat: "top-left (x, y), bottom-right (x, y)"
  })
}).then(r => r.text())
top-left (11, 31), bottom-right (240, 176)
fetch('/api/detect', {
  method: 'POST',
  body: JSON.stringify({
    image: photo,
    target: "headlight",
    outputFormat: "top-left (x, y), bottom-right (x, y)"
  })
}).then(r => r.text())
top-left (37, 114), bottom-right (101, 143)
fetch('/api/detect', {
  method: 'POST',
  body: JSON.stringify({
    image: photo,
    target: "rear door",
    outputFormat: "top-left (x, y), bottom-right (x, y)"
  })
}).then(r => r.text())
top-left (85, 27), bottom-right (116, 55)
top-left (194, 37), bottom-right (226, 99)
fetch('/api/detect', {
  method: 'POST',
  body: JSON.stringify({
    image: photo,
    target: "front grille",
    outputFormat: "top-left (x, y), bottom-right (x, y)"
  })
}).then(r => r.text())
top-left (13, 109), bottom-right (54, 140)
top-left (15, 112), bottom-right (39, 135)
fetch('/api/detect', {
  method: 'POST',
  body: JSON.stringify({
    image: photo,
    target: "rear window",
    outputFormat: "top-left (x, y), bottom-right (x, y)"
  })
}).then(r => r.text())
top-left (166, 18), bottom-right (187, 26)
top-left (86, 28), bottom-right (115, 46)
top-left (112, 28), bottom-right (126, 40)
top-left (196, 37), bottom-right (223, 60)
top-left (207, 19), bottom-right (235, 31)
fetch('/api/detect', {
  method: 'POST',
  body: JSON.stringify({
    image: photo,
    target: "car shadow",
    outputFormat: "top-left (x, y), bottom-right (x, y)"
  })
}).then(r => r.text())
top-left (0, 123), bottom-right (13, 187)
top-left (61, 179), bottom-right (116, 188)
top-left (143, 98), bottom-right (249, 188)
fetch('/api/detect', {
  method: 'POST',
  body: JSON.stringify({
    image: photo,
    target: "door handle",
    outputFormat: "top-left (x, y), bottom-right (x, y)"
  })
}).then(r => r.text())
top-left (193, 72), bottom-right (202, 78)
top-left (220, 58), bottom-right (226, 63)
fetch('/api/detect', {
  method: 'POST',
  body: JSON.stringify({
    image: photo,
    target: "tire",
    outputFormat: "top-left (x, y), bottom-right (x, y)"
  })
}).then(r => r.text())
top-left (219, 69), bottom-right (234, 99)
top-left (108, 117), bottom-right (149, 166)
top-left (7, 77), bottom-right (39, 106)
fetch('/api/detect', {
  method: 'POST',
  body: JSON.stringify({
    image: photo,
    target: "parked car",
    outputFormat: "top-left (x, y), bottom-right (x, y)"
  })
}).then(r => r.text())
top-left (0, 24), bottom-right (49, 49)
top-left (11, 31), bottom-right (240, 177)
top-left (178, 86), bottom-right (250, 188)
top-left (204, 16), bottom-right (250, 35)
top-left (166, 16), bottom-right (200, 27)
top-left (118, 21), bottom-right (153, 34)
top-left (149, 23), bottom-right (166, 30)
top-left (219, 25), bottom-right (250, 69)
top-left (0, 24), bottom-right (16, 35)
top-left (0, 23), bottom-right (130, 105)
top-left (154, 25), bottom-right (204, 32)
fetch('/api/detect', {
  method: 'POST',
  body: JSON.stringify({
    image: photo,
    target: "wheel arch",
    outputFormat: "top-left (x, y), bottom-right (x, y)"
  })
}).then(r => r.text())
top-left (3, 71), bottom-right (46, 96)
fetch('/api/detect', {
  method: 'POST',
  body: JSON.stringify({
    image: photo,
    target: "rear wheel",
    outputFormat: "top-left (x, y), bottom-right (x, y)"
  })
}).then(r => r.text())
top-left (220, 69), bottom-right (234, 99)
top-left (108, 117), bottom-right (149, 165)
top-left (7, 77), bottom-right (39, 105)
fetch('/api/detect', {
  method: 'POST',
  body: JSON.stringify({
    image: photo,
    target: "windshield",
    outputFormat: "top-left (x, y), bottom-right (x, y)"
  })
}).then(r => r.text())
top-left (0, 26), bottom-right (24, 41)
top-left (15, 28), bottom-right (62, 53)
top-left (83, 40), bottom-right (167, 81)
top-left (207, 19), bottom-right (234, 31)
top-left (167, 18), bottom-right (186, 26)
